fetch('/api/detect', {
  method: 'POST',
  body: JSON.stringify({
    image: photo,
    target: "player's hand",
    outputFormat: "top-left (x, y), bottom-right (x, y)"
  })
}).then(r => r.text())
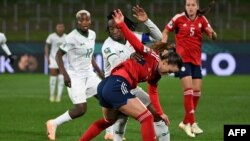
top-left (8, 55), bottom-right (15, 65)
top-left (132, 5), bottom-right (148, 22)
top-left (212, 31), bottom-right (217, 40)
top-left (112, 9), bottom-right (124, 24)
top-left (63, 73), bottom-right (71, 88)
top-left (160, 113), bottom-right (170, 125)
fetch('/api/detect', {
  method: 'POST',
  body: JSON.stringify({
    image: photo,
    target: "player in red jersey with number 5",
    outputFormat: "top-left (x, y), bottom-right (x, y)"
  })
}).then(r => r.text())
top-left (161, 0), bottom-right (217, 138)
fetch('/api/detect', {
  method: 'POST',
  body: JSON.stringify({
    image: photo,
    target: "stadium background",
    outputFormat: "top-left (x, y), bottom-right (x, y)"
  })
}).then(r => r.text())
top-left (0, 0), bottom-right (249, 141)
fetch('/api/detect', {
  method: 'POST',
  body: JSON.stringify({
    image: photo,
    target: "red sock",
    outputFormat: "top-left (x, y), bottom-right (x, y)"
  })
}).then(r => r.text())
top-left (136, 110), bottom-right (156, 141)
top-left (79, 118), bottom-right (114, 141)
top-left (183, 88), bottom-right (195, 124)
top-left (193, 91), bottom-right (201, 110)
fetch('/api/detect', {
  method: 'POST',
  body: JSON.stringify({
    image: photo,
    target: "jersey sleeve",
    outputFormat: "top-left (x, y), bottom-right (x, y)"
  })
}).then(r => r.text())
top-left (148, 83), bottom-right (164, 115)
top-left (0, 34), bottom-right (7, 44)
top-left (165, 14), bottom-right (179, 32)
top-left (201, 16), bottom-right (212, 35)
top-left (45, 34), bottom-right (52, 44)
top-left (117, 22), bottom-right (153, 56)
top-left (102, 43), bottom-right (117, 58)
top-left (143, 18), bottom-right (162, 41)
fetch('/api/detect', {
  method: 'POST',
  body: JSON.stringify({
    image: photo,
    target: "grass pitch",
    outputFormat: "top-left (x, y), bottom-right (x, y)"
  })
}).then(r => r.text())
top-left (0, 74), bottom-right (249, 141)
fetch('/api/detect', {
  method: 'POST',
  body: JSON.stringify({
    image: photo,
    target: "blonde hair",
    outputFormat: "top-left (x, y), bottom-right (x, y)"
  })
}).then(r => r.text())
top-left (76, 10), bottom-right (90, 18)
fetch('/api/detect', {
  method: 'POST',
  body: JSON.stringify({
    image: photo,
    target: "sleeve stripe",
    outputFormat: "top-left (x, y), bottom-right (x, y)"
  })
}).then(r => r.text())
top-left (59, 47), bottom-right (67, 53)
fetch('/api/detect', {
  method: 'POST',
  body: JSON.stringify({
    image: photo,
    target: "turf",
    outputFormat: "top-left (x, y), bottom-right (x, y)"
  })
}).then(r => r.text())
top-left (0, 74), bottom-right (249, 141)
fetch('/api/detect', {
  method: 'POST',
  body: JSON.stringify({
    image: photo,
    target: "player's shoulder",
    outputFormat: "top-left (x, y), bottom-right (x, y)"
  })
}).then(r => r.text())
top-left (88, 29), bottom-right (96, 39)
top-left (0, 32), bottom-right (4, 37)
top-left (65, 29), bottom-right (77, 39)
top-left (102, 37), bottom-right (114, 51)
top-left (0, 32), bottom-right (5, 39)
top-left (172, 12), bottom-right (186, 21)
top-left (0, 32), bottom-right (6, 42)
top-left (198, 15), bottom-right (209, 22)
top-left (88, 29), bottom-right (96, 35)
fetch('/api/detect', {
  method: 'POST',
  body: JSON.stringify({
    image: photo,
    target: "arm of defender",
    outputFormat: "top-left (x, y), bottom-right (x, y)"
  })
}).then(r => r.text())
top-left (91, 56), bottom-right (104, 79)
top-left (113, 9), bottom-right (151, 55)
top-left (56, 49), bottom-right (71, 87)
top-left (132, 5), bottom-right (162, 41)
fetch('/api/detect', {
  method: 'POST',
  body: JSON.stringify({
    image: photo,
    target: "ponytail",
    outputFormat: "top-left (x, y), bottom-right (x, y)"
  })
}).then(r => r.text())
top-left (197, 0), bottom-right (216, 15)
top-left (151, 42), bottom-right (176, 54)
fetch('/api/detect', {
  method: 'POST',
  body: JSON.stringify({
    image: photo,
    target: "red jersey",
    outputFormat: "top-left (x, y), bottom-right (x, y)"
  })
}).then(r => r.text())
top-left (111, 22), bottom-right (163, 115)
top-left (165, 12), bottom-right (211, 65)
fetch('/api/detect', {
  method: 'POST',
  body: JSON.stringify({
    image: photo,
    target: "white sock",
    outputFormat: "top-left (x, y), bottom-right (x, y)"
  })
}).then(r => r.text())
top-left (105, 125), bottom-right (113, 134)
top-left (50, 76), bottom-right (57, 97)
top-left (154, 120), bottom-right (170, 141)
top-left (53, 111), bottom-right (72, 126)
top-left (57, 74), bottom-right (64, 100)
top-left (113, 115), bottom-right (128, 141)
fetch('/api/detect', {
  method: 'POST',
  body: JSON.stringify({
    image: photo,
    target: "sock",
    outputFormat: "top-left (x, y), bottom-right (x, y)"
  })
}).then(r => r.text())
top-left (57, 74), bottom-right (64, 100)
top-left (105, 125), bottom-right (113, 134)
top-left (53, 111), bottom-right (72, 126)
top-left (183, 88), bottom-right (195, 124)
top-left (113, 115), bottom-right (128, 141)
top-left (50, 76), bottom-right (57, 98)
top-left (136, 110), bottom-right (156, 141)
top-left (79, 118), bottom-right (114, 141)
top-left (154, 120), bottom-right (170, 141)
top-left (193, 91), bottom-right (201, 110)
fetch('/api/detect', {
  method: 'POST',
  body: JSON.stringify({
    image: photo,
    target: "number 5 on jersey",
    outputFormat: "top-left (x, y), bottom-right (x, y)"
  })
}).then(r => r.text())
top-left (190, 27), bottom-right (195, 36)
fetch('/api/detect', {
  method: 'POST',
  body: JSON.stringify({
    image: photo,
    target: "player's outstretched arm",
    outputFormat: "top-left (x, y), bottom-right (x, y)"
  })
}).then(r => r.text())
top-left (113, 9), bottom-right (149, 55)
top-left (132, 5), bottom-right (162, 41)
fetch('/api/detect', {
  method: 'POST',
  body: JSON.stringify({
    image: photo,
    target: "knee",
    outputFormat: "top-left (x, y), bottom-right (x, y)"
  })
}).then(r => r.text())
top-left (75, 104), bottom-right (87, 116)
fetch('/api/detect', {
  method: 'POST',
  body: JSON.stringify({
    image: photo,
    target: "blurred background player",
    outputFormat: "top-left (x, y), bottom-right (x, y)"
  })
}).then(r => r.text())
top-left (102, 5), bottom-right (170, 141)
top-left (161, 0), bottom-right (217, 138)
top-left (80, 9), bottom-right (182, 141)
top-left (0, 32), bottom-right (15, 65)
top-left (44, 23), bottom-right (66, 102)
top-left (46, 9), bottom-right (104, 140)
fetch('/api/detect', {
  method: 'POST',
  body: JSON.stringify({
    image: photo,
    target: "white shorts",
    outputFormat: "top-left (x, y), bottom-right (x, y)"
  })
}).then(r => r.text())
top-left (49, 56), bottom-right (58, 69)
top-left (49, 55), bottom-right (69, 69)
top-left (131, 86), bottom-right (151, 106)
top-left (67, 74), bottom-right (101, 104)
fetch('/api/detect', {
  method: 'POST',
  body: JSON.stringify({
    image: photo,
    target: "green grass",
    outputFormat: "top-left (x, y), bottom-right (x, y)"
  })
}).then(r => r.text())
top-left (0, 74), bottom-right (249, 141)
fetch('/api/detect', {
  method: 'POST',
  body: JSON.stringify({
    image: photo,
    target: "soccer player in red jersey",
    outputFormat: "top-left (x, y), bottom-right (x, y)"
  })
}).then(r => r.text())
top-left (161, 0), bottom-right (217, 138)
top-left (79, 9), bottom-right (182, 141)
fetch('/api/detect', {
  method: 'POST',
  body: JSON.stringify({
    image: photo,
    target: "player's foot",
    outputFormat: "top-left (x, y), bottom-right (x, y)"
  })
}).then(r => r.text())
top-left (179, 122), bottom-right (195, 138)
top-left (46, 120), bottom-right (57, 140)
top-left (191, 122), bottom-right (203, 134)
top-left (104, 132), bottom-right (113, 140)
top-left (49, 96), bottom-right (55, 102)
top-left (55, 96), bottom-right (61, 102)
